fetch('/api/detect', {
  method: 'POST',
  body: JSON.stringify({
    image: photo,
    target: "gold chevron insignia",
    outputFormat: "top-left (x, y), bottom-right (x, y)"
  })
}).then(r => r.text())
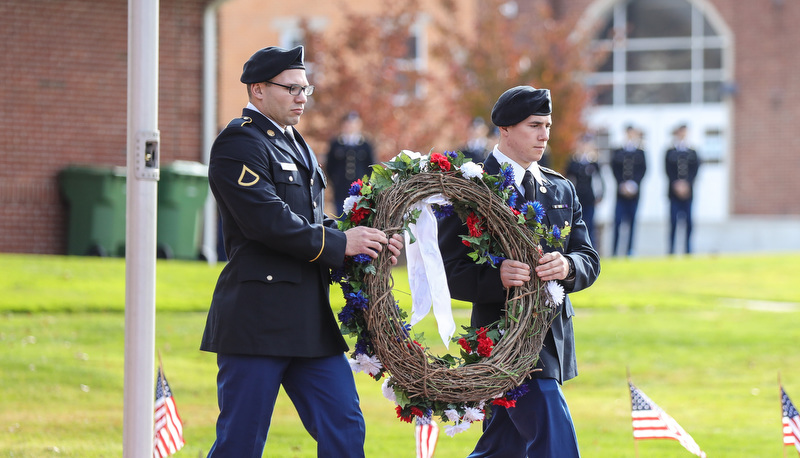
top-left (240, 116), bottom-right (252, 127)
top-left (237, 165), bottom-right (260, 186)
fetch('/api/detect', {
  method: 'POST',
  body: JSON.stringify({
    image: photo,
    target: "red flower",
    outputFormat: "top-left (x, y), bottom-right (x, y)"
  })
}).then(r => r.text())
top-left (466, 212), bottom-right (484, 238)
top-left (462, 239), bottom-right (472, 247)
top-left (458, 337), bottom-right (472, 353)
top-left (511, 208), bottom-right (521, 216)
top-left (396, 405), bottom-right (414, 423)
top-left (491, 398), bottom-right (517, 409)
top-left (430, 153), bottom-right (452, 171)
top-left (410, 406), bottom-right (426, 418)
top-left (476, 336), bottom-right (493, 357)
top-left (350, 205), bottom-right (370, 224)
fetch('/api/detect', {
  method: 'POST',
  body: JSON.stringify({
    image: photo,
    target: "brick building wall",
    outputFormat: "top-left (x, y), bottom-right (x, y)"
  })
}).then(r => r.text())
top-left (552, 0), bottom-right (800, 215)
top-left (0, 0), bottom-right (210, 254)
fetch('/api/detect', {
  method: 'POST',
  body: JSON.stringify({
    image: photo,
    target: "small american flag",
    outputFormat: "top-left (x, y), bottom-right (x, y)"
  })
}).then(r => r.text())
top-left (415, 417), bottom-right (439, 458)
top-left (154, 367), bottom-right (185, 458)
top-left (782, 386), bottom-right (800, 454)
top-left (629, 382), bottom-right (706, 457)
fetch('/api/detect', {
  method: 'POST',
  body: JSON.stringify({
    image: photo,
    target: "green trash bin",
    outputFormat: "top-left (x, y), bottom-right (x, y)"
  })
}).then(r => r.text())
top-left (157, 161), bottom-right (209, 260)
top-left (59, 165), bottom-right (127, 257)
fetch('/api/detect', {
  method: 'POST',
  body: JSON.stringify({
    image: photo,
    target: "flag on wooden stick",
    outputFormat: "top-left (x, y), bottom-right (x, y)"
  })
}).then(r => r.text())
top-left (154, 364), bottom-right (185, 458)
top-left (629, 381), bottom-right (706, 457)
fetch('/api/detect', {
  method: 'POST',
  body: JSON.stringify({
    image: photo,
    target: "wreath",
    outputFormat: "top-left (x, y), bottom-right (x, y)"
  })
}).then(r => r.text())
top-left (333, 150), bottom-right (570, 436)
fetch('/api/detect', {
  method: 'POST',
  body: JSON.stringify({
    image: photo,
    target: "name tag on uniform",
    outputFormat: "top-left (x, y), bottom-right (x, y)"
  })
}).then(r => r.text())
top-left (279, 162), bottom-right (298, 171)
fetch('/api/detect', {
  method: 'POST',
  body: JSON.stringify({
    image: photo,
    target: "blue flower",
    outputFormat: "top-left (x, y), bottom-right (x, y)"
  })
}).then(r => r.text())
top-left (330, 265), bottom-right (347, 283)
top-left (501, 165), bottom-right (515, 189)
top-left (346, 290), bottom-right (370, 310)
top-left (506, 189), bottom-right (518, 208)
top-left (353, 253), bottom-right (372, 264)
top-left (400, 321), bottom-right (411, 337)
top-left (445, 150), bottom-right (458, 160)
top-left (486, 252), bottom-right (506, 266)
top-left (522, 201), bottom-right (545, 223)
top-left (505, 383), bottom-right (530, 401)
top-left (433, 204), bottom-right (455, 219)
top-left (551, 225), bottom-right (561, 240)
top-left (338, 304), bottom-right (356, 324)
top-left (354, 339), bottom-right (369, 356)
top-left (348, 180), bottom-right (363, 196)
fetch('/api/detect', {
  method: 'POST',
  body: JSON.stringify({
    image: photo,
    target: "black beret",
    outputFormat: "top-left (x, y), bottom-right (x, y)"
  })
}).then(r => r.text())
top-left (240, 46), bottom-right (305, 84)
top-left (490, 86), bottom-right (552, 127)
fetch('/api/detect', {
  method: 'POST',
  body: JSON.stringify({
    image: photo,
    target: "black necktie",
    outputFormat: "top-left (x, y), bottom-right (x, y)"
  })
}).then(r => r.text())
top-left (283, 128), bottom-right (310, 168)
top-left (522, 170), bottom-right (536, 201)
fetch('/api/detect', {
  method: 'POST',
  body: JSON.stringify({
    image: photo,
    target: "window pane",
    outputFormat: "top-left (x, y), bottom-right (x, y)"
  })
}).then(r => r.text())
top-left (592, 84), bottom-right (614, 105)
top-left (704, 81), bottom-right (722, 103)
top-left (704, 48), bottom-right (722, 69)
top-left (703, 16), bottom-right (719, 37)
top-left (627, 0), bottom-right (692, 38)
top-left (627, 49), bottom-right (691, 71)
top-left (597, 49), bottom-right (614, 72)
top-left (626, 82), bottom-right (691, 104)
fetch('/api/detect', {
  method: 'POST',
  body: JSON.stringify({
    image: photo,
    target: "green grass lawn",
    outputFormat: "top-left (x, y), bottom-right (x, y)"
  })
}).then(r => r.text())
top-left (1, 252), bottom-right (799, 457)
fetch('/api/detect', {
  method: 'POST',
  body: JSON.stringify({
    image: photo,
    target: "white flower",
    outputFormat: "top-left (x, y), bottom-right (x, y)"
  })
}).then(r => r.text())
top-left (445, 421), bottom-right (472, 437)
top-left (342, 194), bottom-right (363, 216)
top-left (354, 353), bottom-right (383, 376)
top-left (399, 149), bottom-right (422, 160)
top-left (381, 377), bottom-right (397, 403)
top-left (462, 406), bottom-right (484, 422)
top-left (460, 161), bottom-right (484, 179)
top-left (545, 280), bottom-right (565, 307)
top-left (444, 409), bottom-right (460, 423)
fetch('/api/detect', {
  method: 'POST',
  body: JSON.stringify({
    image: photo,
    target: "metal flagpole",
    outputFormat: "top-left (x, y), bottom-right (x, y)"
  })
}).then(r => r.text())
top-left (123, 0), bottom-right (160, 456)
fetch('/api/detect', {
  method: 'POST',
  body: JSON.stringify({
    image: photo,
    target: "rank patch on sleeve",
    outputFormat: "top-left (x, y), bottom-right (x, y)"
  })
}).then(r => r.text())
top-left (238, 165), bottom-right (260, 187)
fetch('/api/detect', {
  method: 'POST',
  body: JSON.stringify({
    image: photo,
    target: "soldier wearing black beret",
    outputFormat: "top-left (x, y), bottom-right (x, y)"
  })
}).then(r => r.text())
top-left (438, 85), bottom-right (600, 458)
top-left (201, 45), bottom-right (402, 458)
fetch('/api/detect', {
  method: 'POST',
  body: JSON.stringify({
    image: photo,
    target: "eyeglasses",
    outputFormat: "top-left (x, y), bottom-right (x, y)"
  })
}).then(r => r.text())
top-left (265, 81), bottom-right (315, 96)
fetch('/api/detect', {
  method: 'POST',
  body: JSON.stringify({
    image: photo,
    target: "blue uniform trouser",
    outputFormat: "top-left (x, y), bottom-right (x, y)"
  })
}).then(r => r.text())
top-left (207, 353), bottom-right (365, 458)
top-left (468, 378), bottom-right (580, 458)
top-left (613, 197), bottom-right (639, 256)
top-left (669, 198), bottom-right (693, 254)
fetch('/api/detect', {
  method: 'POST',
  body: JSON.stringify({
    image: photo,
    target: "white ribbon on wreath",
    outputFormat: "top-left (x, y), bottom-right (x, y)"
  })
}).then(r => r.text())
top-left (405, 193), bottom-right (456, 348)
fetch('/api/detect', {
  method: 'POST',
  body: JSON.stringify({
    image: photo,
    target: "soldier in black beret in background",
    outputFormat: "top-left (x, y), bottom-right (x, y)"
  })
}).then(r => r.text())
top-left (438, 86), bottom-right (600, 457)
top-left (200, 45), bottom-right (402, 458)
top-left (325, 111), bottom-right (375, 217)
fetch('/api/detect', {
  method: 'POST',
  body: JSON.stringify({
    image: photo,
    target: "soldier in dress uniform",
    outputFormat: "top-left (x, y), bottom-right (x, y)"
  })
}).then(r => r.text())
top-left (566, 133), bottom-right (605, 247)
top-left (611, 125), bottom-right (647, 257)
top-left (438, 86), bottom-right (600, 458)
top-left (200, 45), bottom-right (402, 458)
top-left (665, 124), bottom-right (700, 254)
top-left (325, 111), bottom-right (375, 216)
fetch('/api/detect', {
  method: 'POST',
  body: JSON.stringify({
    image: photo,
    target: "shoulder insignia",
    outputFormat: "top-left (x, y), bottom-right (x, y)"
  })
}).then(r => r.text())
top-left (240, 116), bottom-right (252, 127)
top-left (266, 129), bottom-right (276, 137)
top-left (539, 165), bottom-right (565, 179)
top-left (237, 165), bottom-right (260, 187)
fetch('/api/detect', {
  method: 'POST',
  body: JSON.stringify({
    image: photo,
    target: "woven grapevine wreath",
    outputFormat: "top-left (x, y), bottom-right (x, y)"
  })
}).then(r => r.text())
top-left (334, 150), bottom-right (570, 435)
